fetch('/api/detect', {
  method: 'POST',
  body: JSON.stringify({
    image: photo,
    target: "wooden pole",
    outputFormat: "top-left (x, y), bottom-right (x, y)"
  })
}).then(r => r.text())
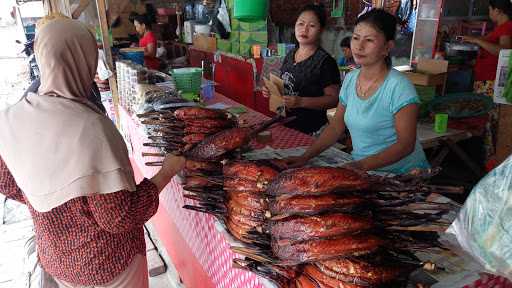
top-left (95, 0), bottom-right (121, 128)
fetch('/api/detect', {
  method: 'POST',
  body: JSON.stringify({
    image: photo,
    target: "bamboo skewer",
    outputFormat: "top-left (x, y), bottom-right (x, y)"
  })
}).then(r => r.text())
top-left (143, 142), bottom-right (182, 148)
top-left (142, 152), bottom-right (166, 157)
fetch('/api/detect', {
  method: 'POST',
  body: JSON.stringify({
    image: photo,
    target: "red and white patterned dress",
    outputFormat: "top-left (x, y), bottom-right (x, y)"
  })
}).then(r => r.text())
top-left (0, 155), bottom-right (159, 286)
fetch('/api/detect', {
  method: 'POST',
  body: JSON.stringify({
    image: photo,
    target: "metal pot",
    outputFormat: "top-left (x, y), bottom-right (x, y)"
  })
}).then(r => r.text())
top-left (444, 42), bottom-right (479, 59)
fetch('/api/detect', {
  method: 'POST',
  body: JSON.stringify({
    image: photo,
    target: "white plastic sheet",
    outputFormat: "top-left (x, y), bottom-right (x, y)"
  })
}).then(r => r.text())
top-left (217, 0), bottom-right (231, 33)
top-left (447, 155), bottom-right (512, 280)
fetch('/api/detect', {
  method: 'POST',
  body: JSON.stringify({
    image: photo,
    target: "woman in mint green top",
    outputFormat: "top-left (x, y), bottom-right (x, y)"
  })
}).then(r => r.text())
top-left (339, 69), bottom-right (429, 174)
top-left (286, 9), bottom-right (430, 174)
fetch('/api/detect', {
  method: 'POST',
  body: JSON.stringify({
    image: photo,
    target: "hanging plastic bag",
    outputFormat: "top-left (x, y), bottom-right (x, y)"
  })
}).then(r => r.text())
top-left (217, 0), bottom-right (231, 33)
top-left (446, 155), bottom-right (512, 280)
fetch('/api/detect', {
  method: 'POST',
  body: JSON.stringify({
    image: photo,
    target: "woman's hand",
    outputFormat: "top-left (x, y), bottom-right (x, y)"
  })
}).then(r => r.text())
top-left (283, 96), bottom-right (302, 109)
top-left (341, 161), bottom-right (365, 172)
top-left (151, 154), bottom-right (186, 191)
top-left (262, 85), bottom-right (270, 98)
top-left (461, 36), bottom-right (482, 45)
top-left (161, 154), bottom-right (186, 176)
top-left (284, 155), bottom-right (309, 168)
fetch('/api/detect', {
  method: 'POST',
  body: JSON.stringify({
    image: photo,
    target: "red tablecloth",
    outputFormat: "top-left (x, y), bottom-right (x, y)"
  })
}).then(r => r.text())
top-left (117, 93), bottom-right (510, 288)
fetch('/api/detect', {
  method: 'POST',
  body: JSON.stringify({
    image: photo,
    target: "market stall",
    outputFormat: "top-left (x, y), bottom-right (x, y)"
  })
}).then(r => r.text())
top-left (115, 89), bottom-right (512, 287)
top-left (70, 0), bottom-right (512, 285)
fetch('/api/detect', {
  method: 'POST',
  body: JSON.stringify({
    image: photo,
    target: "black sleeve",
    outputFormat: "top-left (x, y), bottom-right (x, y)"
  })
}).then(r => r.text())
top-left (320, 56), bottom-right (341, 88)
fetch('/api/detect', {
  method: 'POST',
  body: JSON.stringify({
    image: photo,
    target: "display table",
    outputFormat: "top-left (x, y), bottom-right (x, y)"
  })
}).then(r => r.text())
top-left (116, 93), bottom-right (510, 288)
top-left (118, 93), bottom-right (311, 288)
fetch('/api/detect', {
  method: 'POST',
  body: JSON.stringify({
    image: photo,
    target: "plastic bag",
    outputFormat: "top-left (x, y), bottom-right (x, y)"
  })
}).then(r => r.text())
top-left (446, 155), bottom-right (512, 280)
top-left (217, 0), bottom-right (231, 33)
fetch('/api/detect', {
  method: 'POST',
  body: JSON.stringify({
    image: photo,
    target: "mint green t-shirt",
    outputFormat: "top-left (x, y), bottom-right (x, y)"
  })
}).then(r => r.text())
top-left (339, 69), bottom-right (430, 174)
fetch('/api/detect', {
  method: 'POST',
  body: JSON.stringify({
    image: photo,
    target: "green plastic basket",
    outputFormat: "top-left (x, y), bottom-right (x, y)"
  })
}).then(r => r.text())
top-left (234, 0), bottom-right (268, 22)
top-left (171, 68), bottom-right (203, 94)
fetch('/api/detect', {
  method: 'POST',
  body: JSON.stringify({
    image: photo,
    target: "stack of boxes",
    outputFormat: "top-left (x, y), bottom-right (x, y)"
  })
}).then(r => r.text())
top-left (216, 0), bottom-right (268, 57)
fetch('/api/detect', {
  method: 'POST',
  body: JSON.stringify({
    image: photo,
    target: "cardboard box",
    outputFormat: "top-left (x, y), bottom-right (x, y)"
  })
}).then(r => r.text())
top-left (193, 35), bottom-right (217, 52)
top-left (111, 12), bottom-right (137, 38)
top-left (264, 73), bottom-right (285, 115)
top-left (494, 49), bottom-right (511, 105)
top-left (404, 59), bottom-right (448, 90)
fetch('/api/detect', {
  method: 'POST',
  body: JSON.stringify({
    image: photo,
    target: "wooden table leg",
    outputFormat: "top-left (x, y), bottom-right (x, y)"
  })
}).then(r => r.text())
top-left (430, 146), bottom-right (450, 168)
top-left (444, 139), bottom-right (485, 178)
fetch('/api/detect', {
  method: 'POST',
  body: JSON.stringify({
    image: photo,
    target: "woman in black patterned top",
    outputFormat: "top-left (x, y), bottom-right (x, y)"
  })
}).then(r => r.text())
top-left (263, 4), bottom-right (341, 134)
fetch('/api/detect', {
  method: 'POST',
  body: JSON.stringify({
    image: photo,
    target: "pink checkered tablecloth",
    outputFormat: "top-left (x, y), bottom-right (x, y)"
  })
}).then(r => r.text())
top-left (118, 93), bottom-right (313, 288)
top-left (117, 93), bottom-right (510, 288)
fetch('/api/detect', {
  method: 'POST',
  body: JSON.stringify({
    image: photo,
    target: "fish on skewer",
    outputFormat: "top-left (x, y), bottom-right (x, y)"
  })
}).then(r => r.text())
top-left (266, 167), bottom-right (369, 197)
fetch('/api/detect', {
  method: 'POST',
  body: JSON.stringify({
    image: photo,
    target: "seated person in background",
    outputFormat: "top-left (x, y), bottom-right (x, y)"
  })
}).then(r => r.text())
top-left (262, 4), bottom-right (341, 135)
top-left (130, 5), bottom-right (160, 70)
top-left (338, 36), bottom-right (356, 67)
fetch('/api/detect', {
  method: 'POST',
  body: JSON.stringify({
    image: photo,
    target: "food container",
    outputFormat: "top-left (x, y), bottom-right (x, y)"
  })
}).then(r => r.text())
top-left (434, 113), bottom-right (448, 134)
top-left (256, 131), bottom-right (272, 144)
top-left (444, 42), bottom-right (479, 60)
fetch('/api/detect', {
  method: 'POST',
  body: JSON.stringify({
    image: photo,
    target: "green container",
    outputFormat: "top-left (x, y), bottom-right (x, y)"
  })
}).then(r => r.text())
top-left (226, 0), bottom-right (235, 9)
top-left (229, 31), bottom-right (240, 42)
top-left (278, 43), bottom-right (286, 56)
top-left (240, 31), bottom-right (252, 43)
top-left (231, 18), bottom-right (240, 31)
top-left (240, 20), bottom-right (267, 32)
top-left (251, 32), bottom-right (267, 44)
top-left (171, 68), bottom-right (203, 94)
top-left (434, 113), bottom-right (448, 134)
top-left (95, 26), bottom-right (113, 43)
top-left (240, 43), bottom-right (253, 57)
top-left (415, 85), bottom-right (436, 118)
top-left (234, 0), bottom-right (268, 22)
top-left (232, 42), bottom-right (240, 54)
top-left (217, 39), bottom-right (232, 52)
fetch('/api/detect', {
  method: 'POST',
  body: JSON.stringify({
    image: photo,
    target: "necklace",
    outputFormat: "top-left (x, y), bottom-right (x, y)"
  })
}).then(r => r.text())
top-left (356, 71), bottom-right (386, 98)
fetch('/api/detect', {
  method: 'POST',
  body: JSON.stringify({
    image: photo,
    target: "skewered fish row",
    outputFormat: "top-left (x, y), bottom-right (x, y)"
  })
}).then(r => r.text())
top-left (270, 214), bottom-right (373, 242)
top-left (268, 194), bottom-right (367, 219)
top-left (183, 161), bottom-right (280, 245)
top-left (185, 114), bottom-right (290, 161)
top-left (231, 167), bottom-right (453, 287)
top-left (138, 107), bottom-right (236, 157)
top-left (266, 167), bottom-right (369, 197)
top-left (272, 234), bottom-right (385, 265)
top-left (223, 162), bottom-right (279, 244)
top-left (180, 149), bottom-right (457, 287)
